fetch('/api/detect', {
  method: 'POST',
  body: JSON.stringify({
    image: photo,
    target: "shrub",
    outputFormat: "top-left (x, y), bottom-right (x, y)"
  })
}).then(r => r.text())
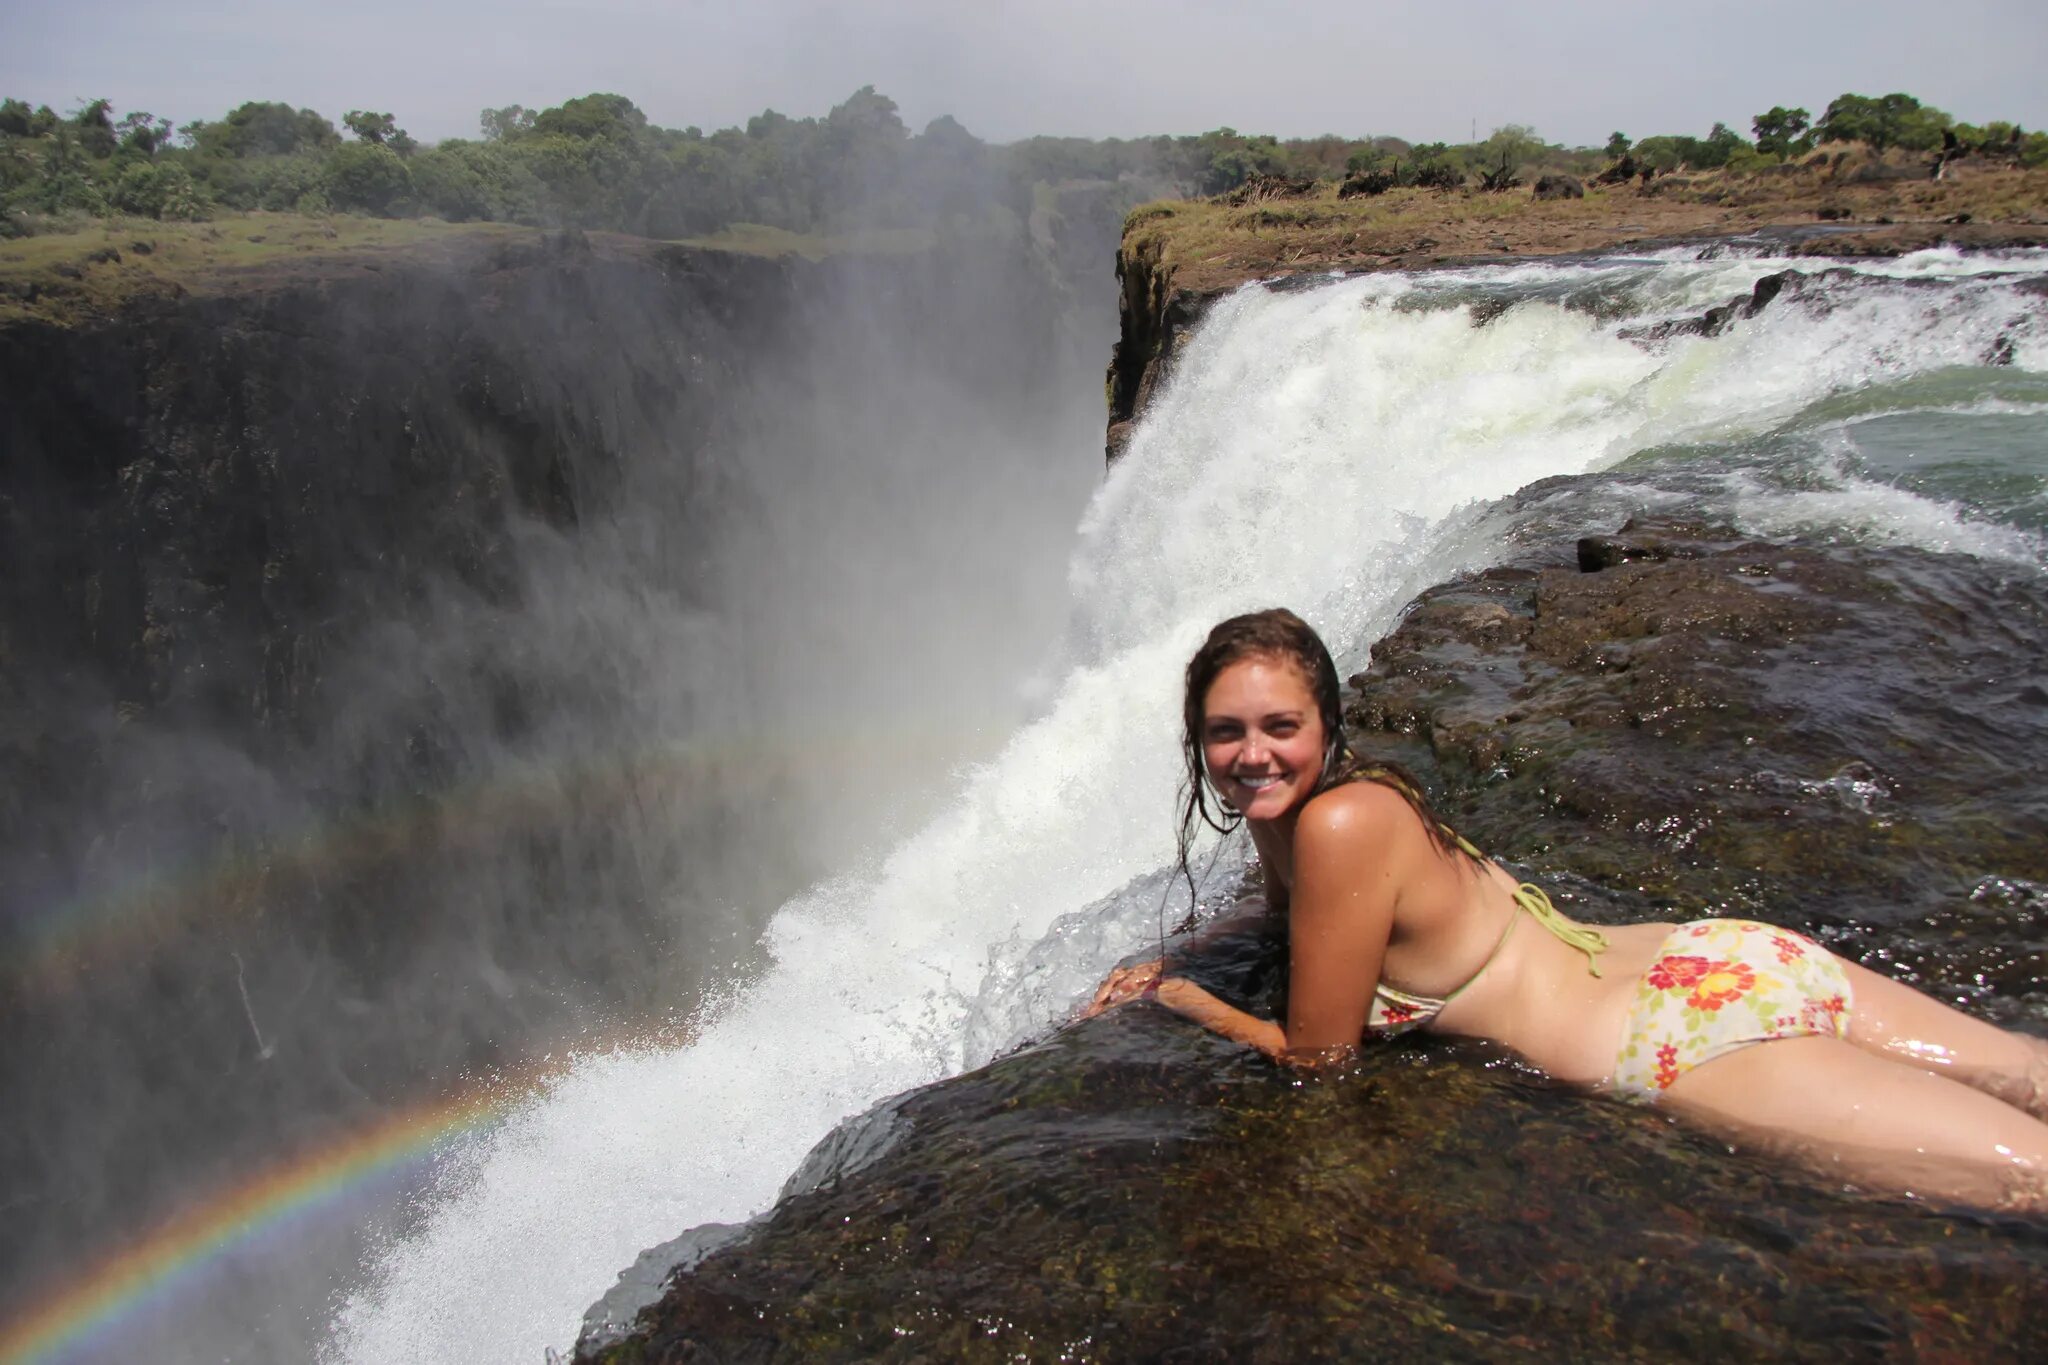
top-left (1337, 168), bottom-right (1397, 197)
top-left (324, 142), bottom-right (412, 215)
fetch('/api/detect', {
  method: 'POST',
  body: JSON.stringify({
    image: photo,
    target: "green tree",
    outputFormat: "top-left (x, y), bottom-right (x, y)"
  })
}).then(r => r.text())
top-left (410, 141), bottom-right (540, 221)
top-left (1345, 143), bottom-right (1389, 175)
top-left (343, 110), bottom-right (397, 143)
top-left (1889, 101), bottom-right (1953, 152)
top-left (480, 104), bottom-right (535, 141)
top-left (117, 110), bottom-right (172, 156)
top-left (193, 101), bottom-right (340, 158)
top-left (71, 98), bottom-right (117, 157)
top-left (324, 141), bottom-right (411, 214)
top-left (1752, 106), bottom-right (1811, 158)
top-left (1480, 123), bottom-right (1542, 182)
top-left (1605, 131), bottom-right (1632, 158)
top-left (817, 86), bottom-right (911, 224)
top-left (1697, 121), bottom-right (1749, 168)
top-left (111, 160), bottom-right (204, 218)
top-left (0, 97), bottom-right (35, 137)
top-left (1816, 92), bottom-right (1948, 152)
top-left (532, 92), bottom-right (647, 141)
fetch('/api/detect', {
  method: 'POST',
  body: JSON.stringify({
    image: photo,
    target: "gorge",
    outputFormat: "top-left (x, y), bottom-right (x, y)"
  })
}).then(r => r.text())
top-left (5, 187), bottom-right (2048, 1363)
top-left (1, 215), bottom-right (1115, 1362)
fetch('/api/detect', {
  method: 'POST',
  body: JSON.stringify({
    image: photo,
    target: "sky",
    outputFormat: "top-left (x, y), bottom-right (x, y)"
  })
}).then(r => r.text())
top-left (3, 0), bottom-right (2046, 149)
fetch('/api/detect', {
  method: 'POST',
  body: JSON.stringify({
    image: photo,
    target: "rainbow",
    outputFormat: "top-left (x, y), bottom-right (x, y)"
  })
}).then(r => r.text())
top-left (0, 1079), bottom-right (525, 1365)
top-left (6, 737), bottom-right (757, 996)
top-left (7, 723), bottom-right (979, 1000)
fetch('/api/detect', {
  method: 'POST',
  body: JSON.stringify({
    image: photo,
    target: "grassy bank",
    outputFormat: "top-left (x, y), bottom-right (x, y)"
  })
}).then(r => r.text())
top-left (1123, 152), bottom-right (2048, 292)
top-left (0, 213), bottom-right (530, 326)
top-left (0, 213), bottom-right (959, 327)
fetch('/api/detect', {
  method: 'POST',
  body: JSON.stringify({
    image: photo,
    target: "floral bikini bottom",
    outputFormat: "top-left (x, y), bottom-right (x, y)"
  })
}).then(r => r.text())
top-left (1609, 919), bottom-right (1855, 1102)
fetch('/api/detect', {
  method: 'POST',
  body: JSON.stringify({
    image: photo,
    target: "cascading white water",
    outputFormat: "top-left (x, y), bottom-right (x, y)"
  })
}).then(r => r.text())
top-left (326, 248), bottom-right (2048, 1362)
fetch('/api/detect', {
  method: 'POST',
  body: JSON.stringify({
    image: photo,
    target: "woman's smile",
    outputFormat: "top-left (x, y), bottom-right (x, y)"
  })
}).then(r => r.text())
top-left (1200, 655), bottom-right (1325, 821)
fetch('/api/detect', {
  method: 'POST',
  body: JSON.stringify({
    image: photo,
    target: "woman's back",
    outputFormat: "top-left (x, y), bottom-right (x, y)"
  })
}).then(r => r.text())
top-left (1279, 779), bottom-right (1671, 1082)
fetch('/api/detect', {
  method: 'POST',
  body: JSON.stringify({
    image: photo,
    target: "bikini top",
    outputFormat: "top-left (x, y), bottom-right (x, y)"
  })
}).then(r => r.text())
top-left (1299, 764), bottom-right (1609, 1036)
top-left (1367, 839), bottom-right (1609, 1036)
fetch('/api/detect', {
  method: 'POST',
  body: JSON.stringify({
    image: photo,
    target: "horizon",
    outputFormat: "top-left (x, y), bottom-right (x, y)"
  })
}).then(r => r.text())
top-left (4, 0), bottom-right (2046, 151)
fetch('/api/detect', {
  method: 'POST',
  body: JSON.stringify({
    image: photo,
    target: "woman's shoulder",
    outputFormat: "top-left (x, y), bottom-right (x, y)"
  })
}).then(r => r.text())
top-left (1294, 778), bottom-right (1425, 846)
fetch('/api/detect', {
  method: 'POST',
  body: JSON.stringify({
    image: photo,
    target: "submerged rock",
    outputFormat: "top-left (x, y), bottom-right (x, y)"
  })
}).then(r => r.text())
top-left (584, 517), bottom-right (2048, 1361)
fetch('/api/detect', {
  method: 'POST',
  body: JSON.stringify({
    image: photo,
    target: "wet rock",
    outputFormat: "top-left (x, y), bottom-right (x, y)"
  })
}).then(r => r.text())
top-left (1577, 527), bottom-right (1711, 570)
top-left (1620, 269), bottom-right (1800, 343)
top-left (1346, 515), bottom-right (2048, 961)
top-left (589, 515), bottom-right (2048, 1363)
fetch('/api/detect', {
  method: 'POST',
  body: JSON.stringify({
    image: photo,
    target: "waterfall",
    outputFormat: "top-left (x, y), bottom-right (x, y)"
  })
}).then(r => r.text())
top-left (328, 245), bottom-right (2048, 1362)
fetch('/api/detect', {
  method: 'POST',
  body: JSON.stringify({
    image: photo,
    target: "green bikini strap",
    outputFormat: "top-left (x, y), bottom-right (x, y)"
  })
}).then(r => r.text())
top-left (1511, 881), bottom-right (1608, 977)
top-left (1442, 825), bottom-right (1608, 978)
top-left (1348, 763), bottom-right (1608, 978)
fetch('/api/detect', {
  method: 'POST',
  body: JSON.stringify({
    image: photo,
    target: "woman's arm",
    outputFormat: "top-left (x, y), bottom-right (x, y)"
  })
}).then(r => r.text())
top-left (1153, 784), bottom-right (1409, 1063)
top-left (1083, 841), bottom-right (1288, 1019)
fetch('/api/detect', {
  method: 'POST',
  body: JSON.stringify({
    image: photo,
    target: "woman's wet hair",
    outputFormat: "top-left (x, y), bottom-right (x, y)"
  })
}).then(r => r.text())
top-left (1173, 608), bottom-right (1472, 915)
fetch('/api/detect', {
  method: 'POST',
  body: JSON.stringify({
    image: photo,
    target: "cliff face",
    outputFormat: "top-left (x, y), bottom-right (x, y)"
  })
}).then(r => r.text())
top-left (0, 225), bottom-right (1105, 1305)
top-left (1101, 231), bottom-right (1219, 464)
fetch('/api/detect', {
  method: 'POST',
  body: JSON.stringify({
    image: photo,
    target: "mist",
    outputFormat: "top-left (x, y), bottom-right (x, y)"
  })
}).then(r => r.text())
top-left (0, 212), bottom-right (1116, 1359)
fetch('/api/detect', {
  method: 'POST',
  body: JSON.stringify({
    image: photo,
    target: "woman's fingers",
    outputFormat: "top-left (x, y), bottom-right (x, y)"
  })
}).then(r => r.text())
top-left (1083, 959), bottom-right (1164, 1017)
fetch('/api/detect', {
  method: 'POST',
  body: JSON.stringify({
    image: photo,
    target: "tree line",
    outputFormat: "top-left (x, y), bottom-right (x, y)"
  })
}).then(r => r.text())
top-left (2, 87), bottom-right (2041, 239)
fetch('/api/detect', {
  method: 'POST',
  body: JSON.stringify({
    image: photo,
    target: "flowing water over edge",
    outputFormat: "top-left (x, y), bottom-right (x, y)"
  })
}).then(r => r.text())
top-left (326, 247), bottom-right (2048, 1363)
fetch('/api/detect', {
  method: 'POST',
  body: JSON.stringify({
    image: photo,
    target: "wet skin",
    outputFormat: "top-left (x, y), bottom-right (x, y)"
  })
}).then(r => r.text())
top-left (1090, 651), bottom-right (2048, 1211)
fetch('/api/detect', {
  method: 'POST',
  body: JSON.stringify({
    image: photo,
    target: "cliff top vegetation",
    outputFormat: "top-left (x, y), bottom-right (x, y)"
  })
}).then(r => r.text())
top-left (1120, 153), bottom-right (2048, 294)
top-left (0, 212), bottom-right (974, 327)
top-left (4, 84), bottom-right (2045, 324)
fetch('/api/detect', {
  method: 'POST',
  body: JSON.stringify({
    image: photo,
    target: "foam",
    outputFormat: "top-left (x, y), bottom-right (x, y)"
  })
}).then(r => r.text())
top-left (326, 249), bottom-right (2048, 1364)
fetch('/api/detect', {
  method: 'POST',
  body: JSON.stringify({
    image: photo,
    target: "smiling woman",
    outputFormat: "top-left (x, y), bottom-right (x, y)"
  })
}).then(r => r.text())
top-left (1089, 607), bottom-right (2048, 1212)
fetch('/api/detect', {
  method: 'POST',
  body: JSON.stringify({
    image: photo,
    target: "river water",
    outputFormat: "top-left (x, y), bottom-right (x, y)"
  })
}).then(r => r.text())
top-left (311, 244), bottom-right (2046, 1361)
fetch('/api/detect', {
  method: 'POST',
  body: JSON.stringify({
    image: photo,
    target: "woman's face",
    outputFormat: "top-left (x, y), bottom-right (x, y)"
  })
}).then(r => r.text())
top-left (1200, 654), bottom-right (1326, 822)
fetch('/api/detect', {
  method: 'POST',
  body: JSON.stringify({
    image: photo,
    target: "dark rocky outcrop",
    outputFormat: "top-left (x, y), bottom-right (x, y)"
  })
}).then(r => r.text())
top-left (1533, 173), bottom-right (1585, 201)
top-left (585, 515), bottom-right (2048, 1363)
top-left (1347, 515), bottom-right (2048, 949)
top-left (1619, 268), bottom-right (1803, 343)
top-left (1103, 236), bottom-right (1220, 463)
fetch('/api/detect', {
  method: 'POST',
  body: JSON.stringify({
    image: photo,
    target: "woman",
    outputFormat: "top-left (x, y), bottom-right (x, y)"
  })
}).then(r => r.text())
top-left (1088, 608), bottom-right (2048, 1210)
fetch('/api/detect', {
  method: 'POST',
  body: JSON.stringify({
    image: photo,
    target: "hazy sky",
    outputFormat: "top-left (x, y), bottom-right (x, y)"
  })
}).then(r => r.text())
top-left (5, 0), bottom-right (2045, 148)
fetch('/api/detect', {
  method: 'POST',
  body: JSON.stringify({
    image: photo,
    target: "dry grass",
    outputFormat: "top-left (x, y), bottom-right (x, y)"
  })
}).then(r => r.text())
top-left (1123, 160), bottom-right (2048, 293)
top-left (0, 212), bottom-right (524, 326)
top-left (0, 213), bottom-right (973, 324)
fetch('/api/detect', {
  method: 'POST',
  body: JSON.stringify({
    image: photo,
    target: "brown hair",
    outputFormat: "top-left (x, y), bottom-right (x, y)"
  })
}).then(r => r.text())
top-left (1174, 608), bottom-right (1475, 912)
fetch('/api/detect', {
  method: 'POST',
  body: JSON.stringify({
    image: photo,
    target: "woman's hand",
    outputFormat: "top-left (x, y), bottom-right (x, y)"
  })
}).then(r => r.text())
top-left (1082, 958), bottom-right (1164, 1017)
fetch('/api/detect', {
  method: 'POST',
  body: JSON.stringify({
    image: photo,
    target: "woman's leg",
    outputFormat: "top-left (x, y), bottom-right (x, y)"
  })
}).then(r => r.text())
top-left (1836, 958), bottom-right (2048, 1120)
top-left (1659, 1034), bottom-right (2048, 1211)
